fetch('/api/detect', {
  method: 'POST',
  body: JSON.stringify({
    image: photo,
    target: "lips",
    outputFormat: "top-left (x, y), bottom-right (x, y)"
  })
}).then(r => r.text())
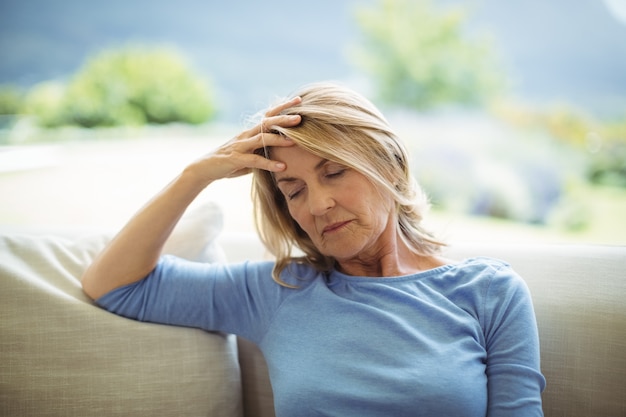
top-left (322, 220), bottom-right (352, 235)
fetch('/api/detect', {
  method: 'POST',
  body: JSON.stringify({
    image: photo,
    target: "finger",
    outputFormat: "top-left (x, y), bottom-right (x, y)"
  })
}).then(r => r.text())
top-left (265, 96), bottom-right (302, 117)
top-left (235, 114), bottom-right (300, 143)
top-left (234, 96), bottom-right (302, 141)
top-left (243, 115), bottom-right (299, 140)
top-left (235, 152), bottom-right (286, 174)
top-left (243, 131), bottom-right (295, 154)
top-left (261, 114), bottom-right (301, 133)
top-left (202, 140), bottom-right (288, 181)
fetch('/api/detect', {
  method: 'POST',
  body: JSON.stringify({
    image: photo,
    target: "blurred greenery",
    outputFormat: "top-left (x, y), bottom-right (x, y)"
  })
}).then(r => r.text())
top-left (22, 82), bottom-right (66, 127)
top-left (22, 45), bottom-right (215, 128)
top-left (394, 113), bottom-right (587, 228)
top-left (345, 0), bottom-right (625, 234)
top-left (351, 0), bottom-right (507, 110)
top-left (492, 100), bottom-right (626, 188)
top-left (0, 85), bottom-right (24, 115)
top-left (0, 8), bottom-right (624, 242)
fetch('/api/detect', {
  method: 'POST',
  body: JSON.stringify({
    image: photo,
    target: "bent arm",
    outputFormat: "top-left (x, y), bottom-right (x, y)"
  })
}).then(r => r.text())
top-left (485, 267), bottom-right (546, 415)
top-left (81, 170), bottom-right (209, 300)
top-left (81, 98), bottom-right (302, 300)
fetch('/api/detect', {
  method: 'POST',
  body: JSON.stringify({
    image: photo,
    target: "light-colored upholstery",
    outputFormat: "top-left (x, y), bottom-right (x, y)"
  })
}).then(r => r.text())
top-left (1, 205), bottom-right (625, 417)
top-left (0, 202), bottom-right (243, 417)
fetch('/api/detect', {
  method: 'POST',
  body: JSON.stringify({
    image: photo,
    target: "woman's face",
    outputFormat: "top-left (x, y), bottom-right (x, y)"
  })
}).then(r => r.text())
top-left (272, 145), bottom-right (396, 264)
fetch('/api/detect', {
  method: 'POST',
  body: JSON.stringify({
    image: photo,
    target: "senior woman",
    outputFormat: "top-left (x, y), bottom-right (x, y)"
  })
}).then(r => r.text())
top-left (82, 82), bottom-right (545, 416)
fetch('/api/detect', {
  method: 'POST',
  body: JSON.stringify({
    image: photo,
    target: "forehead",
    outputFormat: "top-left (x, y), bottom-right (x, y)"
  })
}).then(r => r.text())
top-left (271, 145), bottom-right (328, 176)
top-left (271, 144), bottom-right (316, 161)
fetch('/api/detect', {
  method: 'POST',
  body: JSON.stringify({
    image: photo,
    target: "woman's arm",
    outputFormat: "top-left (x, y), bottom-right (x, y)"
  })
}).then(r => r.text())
top-left (81, 98), bottom-right (301, 300)
top-left (484, 266), bottom-right (546, 415)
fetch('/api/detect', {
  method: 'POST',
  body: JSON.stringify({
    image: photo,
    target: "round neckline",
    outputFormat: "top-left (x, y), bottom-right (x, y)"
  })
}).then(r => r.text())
top-left (328, 261), bottom-right (463, 284)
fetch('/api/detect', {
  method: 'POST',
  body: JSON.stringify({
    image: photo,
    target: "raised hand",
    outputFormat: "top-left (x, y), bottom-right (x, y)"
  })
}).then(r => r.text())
top-left (186, 96), bottom-right (302, 184)
top-left (82, 96), bottom-right (302, 299)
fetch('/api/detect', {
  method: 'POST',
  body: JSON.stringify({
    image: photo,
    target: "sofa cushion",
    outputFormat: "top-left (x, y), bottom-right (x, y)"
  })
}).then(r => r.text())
top-left (0, 202), bottom-right (243, 417)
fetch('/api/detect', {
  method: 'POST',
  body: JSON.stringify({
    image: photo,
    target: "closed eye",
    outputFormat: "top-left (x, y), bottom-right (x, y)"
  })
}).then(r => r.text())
top-left (287, 187), bottom-right (304, 200)
top-left (323, 161), bottom-right (350, 180)
top-left (277, 181), bottom-right (304, 201)
top-left (326, 169), bottom-right (346, 179)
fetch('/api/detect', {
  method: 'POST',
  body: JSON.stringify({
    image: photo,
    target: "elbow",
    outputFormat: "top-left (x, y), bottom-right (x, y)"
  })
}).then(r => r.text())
top-left (81, 262), bottom-right (153, 301)
top-left (81, 271), bottom-right (100, 301)
top-left (81, 265), bottom-right (109, 301)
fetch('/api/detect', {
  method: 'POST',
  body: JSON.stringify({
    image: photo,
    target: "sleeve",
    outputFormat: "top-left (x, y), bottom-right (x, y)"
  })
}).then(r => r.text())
top-left (95, 255), bottom-right (284, 343)
top-left (482, 263), bottom-right (547, 416)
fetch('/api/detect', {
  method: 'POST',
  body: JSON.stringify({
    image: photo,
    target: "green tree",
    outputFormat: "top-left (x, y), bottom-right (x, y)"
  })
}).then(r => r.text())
top-left (0, 85), bottom-right (23, 115)
top-left (37, 45), bottom-right (215, 128)
top-left (351, 0), bottom-right (507, 109)
top-left (22, 82), bottom-right (65, 127)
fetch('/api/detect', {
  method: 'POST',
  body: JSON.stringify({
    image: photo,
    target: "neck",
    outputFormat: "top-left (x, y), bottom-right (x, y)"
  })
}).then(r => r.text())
top-left (336, 236), bottom-right (439, 278)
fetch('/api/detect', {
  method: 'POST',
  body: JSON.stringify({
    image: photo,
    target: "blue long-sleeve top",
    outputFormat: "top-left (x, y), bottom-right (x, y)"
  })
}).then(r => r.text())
top-left (97, 255), bottom-right (545, 416)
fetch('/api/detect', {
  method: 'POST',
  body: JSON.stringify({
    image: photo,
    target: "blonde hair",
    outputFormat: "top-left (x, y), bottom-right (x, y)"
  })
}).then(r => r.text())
top-left (251, 82), bottom-right (445, 286)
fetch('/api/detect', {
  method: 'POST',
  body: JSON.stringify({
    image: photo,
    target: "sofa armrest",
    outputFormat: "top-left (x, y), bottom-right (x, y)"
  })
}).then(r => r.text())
top-left (0, 202), bottom-right (244, 417)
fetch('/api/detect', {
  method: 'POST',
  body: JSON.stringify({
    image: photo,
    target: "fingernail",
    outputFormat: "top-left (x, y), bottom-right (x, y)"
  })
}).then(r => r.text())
top-left (275, 162), bottom-right (286, 169)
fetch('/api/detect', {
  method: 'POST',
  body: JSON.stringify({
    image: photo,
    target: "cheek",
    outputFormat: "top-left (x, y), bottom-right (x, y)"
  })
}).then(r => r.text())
top-left (286, 203), bottom-right (312, 233)
top-left (361, 189), bottom-right (395, 225)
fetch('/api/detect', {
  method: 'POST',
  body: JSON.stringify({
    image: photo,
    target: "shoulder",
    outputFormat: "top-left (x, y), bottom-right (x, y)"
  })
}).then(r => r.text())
top-left (453, 256), bottom-right (522, 285)
top-left (465, 256), bottom-right (527, 291)
top-left (456, 257), bottom-right (534, 316)
top-left (457, 256), bottom-right (511, 273)
top-left (439, 256), bottom-right (529, 302)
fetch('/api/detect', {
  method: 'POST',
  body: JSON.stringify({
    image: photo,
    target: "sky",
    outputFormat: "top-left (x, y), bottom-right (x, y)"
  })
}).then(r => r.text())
top-left (1, 0), bottom-right (625, 121)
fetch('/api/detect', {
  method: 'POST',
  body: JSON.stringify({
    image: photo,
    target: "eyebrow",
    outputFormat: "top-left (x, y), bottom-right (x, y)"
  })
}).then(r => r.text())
top-left (275, 158), bottom-right (329, 184)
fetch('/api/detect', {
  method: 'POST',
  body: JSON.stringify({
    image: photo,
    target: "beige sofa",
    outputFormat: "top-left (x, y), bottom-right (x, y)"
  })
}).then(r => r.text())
top-left (1, 202), bottom-right (625, 417)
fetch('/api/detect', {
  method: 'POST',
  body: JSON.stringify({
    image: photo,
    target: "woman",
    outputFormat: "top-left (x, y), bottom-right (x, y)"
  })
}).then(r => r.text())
top-left (82, 82), bottom-right (545, 416)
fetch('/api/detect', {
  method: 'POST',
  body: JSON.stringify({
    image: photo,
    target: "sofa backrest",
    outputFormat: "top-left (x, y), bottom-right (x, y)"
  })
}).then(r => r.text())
top-left (447, 243), bottom-right (625, 416)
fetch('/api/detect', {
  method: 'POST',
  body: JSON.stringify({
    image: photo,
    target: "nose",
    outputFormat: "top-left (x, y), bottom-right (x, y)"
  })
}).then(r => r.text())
top-left (307, 184), bottom-right (335, 216)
